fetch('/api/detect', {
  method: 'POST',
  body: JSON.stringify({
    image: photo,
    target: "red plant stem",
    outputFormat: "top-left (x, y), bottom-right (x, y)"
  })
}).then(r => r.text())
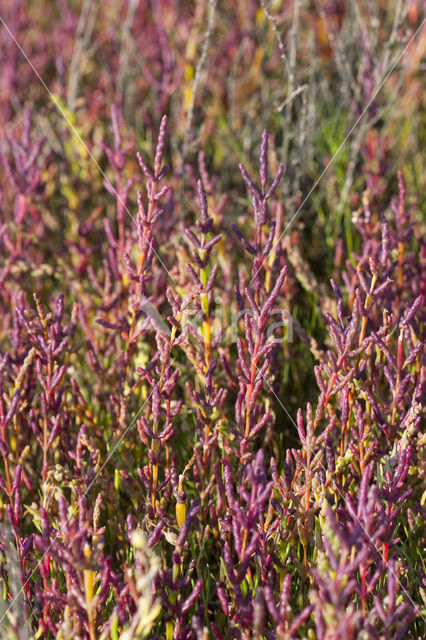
top-left (128, 181), bottom-right (158, 343)
top-left (360, 564), bottom-right (367, 614)
top-left (244, 333), bottom-right (261, 438)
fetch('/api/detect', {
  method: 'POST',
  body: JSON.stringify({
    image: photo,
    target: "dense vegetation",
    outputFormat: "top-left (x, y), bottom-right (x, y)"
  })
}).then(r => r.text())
top-left (0, 1), bottom-right (425, 639)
